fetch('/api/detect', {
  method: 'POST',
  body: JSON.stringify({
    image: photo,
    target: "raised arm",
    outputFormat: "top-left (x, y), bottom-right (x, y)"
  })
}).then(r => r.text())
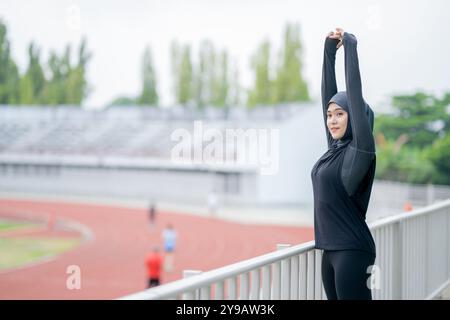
top-left (342, 32), bottom-right (375, 152)
top-left (339, 31), bottom-right (376, 197)
top-left (321, 34), bottom-right (339, 149)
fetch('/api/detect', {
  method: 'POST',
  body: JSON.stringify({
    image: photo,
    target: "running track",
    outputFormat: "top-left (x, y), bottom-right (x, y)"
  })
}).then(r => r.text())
top-left (0, 198), bottom-right (314, 299)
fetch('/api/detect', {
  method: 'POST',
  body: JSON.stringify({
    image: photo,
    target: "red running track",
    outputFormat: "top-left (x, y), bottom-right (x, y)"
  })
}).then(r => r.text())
top-left (0, 198), bottom-right (314, 299)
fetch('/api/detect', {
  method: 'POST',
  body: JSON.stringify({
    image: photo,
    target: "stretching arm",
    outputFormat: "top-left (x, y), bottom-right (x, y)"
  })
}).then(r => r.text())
top-left (321, 36), bottom-right (339, 149)
top-left (341, 32), bottom-right (376, 197)
top-left (342, 32), bottom-right (375, 152)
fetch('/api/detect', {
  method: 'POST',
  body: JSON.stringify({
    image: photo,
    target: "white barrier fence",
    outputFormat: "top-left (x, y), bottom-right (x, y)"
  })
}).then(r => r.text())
top-left (121, 199), bottom-right (450, 300)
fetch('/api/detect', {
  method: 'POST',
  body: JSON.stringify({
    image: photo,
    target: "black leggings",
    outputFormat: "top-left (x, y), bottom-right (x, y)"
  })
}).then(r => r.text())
top-left (322, 249), bottom-right (376, 300)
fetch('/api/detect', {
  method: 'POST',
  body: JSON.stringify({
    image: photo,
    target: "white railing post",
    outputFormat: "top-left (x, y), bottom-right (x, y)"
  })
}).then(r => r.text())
top-left (299, 253), bottom-right (307, 299)
top-left (425, 213), bottom-right (430, 297)
top-left (277, 244), bottom-right (291, 300)
top-left (290, 254), bottom-right (299, 300)
top-left (387, 224), bottom-right (393, 299)
top-left (200, 286), bottom-right (211, 300)
top-left (240, 272), bottom-right (249, 300)
top-left (228, 277), bottom-right (237, 300)
top-left (447, 206), bottom-right (450, 285)
top-left (314, 249), bottom-right (322, 300)
top-left (272, 262), bottom-right (281, 300)
top-left (261, 265), bottom-right (271, 299)
top-left (307, 250), bottom-right (315, 300)
top-left (381, 226), bottom-right (386, 299)
top-left (215, 281), bottom-right (225, 300)
top-left (182, 270), bottom-right (202, 300)
top-left (250, 269), bottom-right (260, 300)
top-left (389, 221), bottom-right (403, 299)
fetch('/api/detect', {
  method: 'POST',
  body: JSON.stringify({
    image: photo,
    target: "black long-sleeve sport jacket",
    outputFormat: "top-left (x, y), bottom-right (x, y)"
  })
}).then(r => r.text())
top-left (311, 32), bottom-right (376, 255)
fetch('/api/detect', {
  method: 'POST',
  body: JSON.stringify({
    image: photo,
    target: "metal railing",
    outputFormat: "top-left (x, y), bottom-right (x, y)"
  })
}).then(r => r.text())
top-left (120, 199), bottom-right (450, 300)
top-left (369, 198), bottom-right (450, 299)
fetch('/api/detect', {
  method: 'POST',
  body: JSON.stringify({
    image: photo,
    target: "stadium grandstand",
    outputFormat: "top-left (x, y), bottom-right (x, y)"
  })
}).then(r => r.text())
top-left (0, 104), bottom-right (324, 207)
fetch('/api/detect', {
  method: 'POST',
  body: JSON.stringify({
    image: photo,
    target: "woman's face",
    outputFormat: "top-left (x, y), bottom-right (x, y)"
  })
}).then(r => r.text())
top-left (327, 103), bottom-right (348, 140)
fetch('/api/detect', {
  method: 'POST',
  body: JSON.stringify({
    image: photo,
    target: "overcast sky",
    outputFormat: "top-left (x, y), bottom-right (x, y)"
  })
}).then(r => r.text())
top-left (1, 0), bottom-right (449, 110)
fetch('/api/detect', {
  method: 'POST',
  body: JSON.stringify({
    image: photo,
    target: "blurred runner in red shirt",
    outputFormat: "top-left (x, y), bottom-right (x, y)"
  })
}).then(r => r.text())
top-left (145, 246), bottom-right (163, 288)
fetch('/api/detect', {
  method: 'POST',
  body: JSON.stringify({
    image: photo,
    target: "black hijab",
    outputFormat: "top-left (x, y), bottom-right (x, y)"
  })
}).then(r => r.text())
top-left (327, 91), bottom-right (374, 151)
top-left (312, 91), bottom-right (375, 175)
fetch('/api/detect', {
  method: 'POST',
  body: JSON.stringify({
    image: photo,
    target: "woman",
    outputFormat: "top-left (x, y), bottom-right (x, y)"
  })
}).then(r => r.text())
top-left (311, 28), bottom-right (377, 300)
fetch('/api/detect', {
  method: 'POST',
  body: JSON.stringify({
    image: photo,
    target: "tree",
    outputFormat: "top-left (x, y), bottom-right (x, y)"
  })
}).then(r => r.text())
top-left (211, 49), bottom-right (229, 108)
top-left (374, 92), bottom-right (450, 184)
top-left (170, 41), bottom-right (193, 106)
top-left (427, 132), bottom-right (450, 184)
top-left (227, 58), bottom-right (242, 107)
top-left (273, 23), bottom-right (309, 104)
top-left (247, 40), bottom-right (273, 108)
top-left (137, 46), bottom-right (158, 106)
top-left (375, 92), bottom-right (449, 149)
top-left (170, 41), bottom-right (181, 103)
top-left (179, 45), bottom-right (193, 105)
top-left (20, 42), bottom-right (46, 104)
top-left (194, 40), bottom-right (216, 109)
top-left (42, 49), bottom-right (66, 105)
top-left (42, 39), bottom-right (92, 105)
top-left (66, 37), bottom-right (92, 105)
top-left (375, 133), bottom-right (435, 184)
top-left (0, 19), bottom-right (20, 104)
top-left (171, 39), bottom-right (238, 109)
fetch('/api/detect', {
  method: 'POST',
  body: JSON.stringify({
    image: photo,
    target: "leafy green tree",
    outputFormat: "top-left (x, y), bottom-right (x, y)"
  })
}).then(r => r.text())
top-left (42, 50), bottom-right (66, 105)
top-left (0, 19), bottom-right (20, 104)
top-left (137, 46), bottom-right (158, 106)
top-left (375, 133), bottom-right (436, 184)
top-left (273, 23), bottom-right (309, 103)
top-left (20, 42), bottom-right (46, 104)
top-left (211, 49), bottom-right (229, 108)
top-left (179, 45), bottom-right (193, 105)
top-left (194, 40), bottom-right (216, 109)
top-left (171, 41), bottom-right (194, 106)
top-left (171, 39), bottom-right (236, 109)
top-left (41, 39), bottom-right (91, 106)
top-left (375, 92), bottom-right (449, 149)
top-left (247, 23), bottom-right (309, 108)
top-left (375, 92), bottom-right (450, 184)
top-left (227, 59), bottom-right (242, 107)
top-left (247, 40), bottom-right (273, 108)
top-left (427, 132), bottom-right (450, 184)
top-left (66, 37), bottom-right (92, 105)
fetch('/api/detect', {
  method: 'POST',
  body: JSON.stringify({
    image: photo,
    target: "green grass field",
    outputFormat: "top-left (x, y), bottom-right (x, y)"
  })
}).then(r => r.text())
top-left (0, 218), bottom-right (41, 233)
top-left (0, 236), bottom-right (80, 271)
